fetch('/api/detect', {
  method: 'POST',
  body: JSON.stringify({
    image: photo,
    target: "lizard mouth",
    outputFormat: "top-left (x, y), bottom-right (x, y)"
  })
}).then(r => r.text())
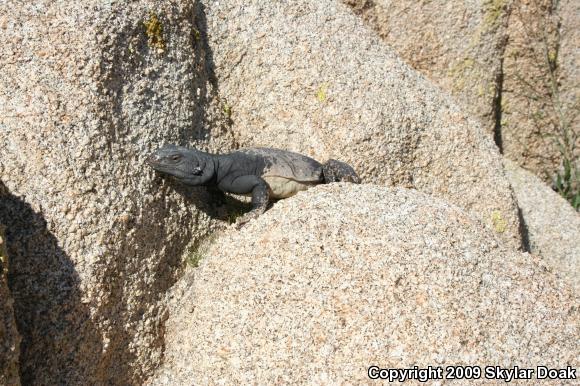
top-left (146, 154), bottom-right (160, 165)
top-left (146, 155), bottom-right (167, 171)
top-left (146, 158), bottom-right (182, 180)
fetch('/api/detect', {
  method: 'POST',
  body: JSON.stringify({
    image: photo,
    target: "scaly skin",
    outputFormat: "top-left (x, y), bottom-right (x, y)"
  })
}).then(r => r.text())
top-left (147, 145), bottom-right (360, 225)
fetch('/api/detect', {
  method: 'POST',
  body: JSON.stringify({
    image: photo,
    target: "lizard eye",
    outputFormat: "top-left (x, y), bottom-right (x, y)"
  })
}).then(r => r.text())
top-left (170, 154), bottom-right (181, 161)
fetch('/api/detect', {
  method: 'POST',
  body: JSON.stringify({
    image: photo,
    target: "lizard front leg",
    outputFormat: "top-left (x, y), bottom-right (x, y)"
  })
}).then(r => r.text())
top-left (221, 175), bottom-right (270, 227)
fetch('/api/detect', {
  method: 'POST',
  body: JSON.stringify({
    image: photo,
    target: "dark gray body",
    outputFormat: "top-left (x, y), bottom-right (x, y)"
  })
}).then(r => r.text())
top-left (216, 148), bottom-right (325, 198)
top-left (147, 145), bottom-right (360, 225)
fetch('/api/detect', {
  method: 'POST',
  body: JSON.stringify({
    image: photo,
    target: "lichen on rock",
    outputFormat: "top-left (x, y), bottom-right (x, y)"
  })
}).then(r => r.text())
top-left (144, 12), bottom-right (165, 51)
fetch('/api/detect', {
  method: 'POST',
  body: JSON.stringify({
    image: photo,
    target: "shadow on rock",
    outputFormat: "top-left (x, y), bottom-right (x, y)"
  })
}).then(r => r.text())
top-left (0, 181), bottom-right (103, 385)
top-left (194, 1), bottom-right (219, 93)
top-left (150, 174), bottom-right (252, 223)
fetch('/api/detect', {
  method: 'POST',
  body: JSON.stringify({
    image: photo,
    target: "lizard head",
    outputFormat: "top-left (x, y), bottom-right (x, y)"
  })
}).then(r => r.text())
top-left (147, 145), bottom-right (214, 186)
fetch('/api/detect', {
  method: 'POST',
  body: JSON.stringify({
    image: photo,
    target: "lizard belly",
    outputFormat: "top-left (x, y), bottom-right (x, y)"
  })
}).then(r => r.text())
top-left (263, 176), bottom-right (318, 198)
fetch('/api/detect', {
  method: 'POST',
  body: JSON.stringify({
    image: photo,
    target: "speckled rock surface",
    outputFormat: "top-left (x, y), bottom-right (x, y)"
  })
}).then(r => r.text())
top-left (505, 159), bottom-right (580, 292)
top-left (201, 0), bottom-right (523, 248)
top-left (343, 0), bottom-right (510, 137)
top-left (0, 221), bottom-right (21, 386)
top-left (344, 1), bottom-right (579, 188)
top-left (558, 0), bottom-right (579, 114)
top-left (0, 1), bottom-right (233, 383)
top-left (502, 0), bottom-right (579, 181)
top-left (151, 184), bottom-right (578, 385)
